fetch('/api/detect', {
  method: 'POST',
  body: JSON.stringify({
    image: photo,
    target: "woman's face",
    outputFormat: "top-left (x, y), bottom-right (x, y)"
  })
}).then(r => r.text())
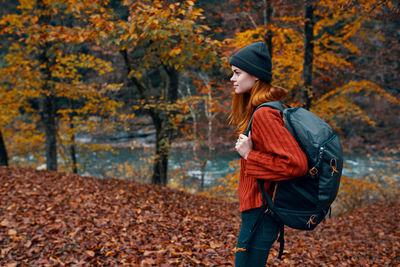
top-left (230, 66), bottom-right (258, 94)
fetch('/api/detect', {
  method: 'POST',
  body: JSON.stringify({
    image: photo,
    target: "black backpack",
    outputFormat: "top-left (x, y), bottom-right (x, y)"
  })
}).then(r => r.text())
top-left (244, 101), bottom-right (343, 259)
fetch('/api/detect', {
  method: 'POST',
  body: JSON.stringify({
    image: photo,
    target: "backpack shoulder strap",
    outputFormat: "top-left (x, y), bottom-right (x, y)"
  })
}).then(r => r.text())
top-left (244, 101), bottom-right (288, 136)
top-left (256, 101), bottom-right (286, 112)
top-left (256, 179), bottom-right (285, 259)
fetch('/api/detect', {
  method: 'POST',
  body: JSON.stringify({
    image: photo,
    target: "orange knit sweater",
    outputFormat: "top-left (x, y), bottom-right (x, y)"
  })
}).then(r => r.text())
top-left (238, 107), bottom-right (308, 212)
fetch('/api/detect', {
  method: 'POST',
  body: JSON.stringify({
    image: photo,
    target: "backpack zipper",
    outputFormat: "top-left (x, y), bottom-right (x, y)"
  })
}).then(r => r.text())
top-left (310, 134), bottom-right (337, 177)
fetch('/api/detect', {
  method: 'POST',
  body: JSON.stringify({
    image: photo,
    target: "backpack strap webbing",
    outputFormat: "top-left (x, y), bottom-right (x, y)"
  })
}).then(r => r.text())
top-left (257, 179), bottom-right (285, 260)
top-left (244, 101), bottom-right (287, 137)
top-left (245, 181), bottom-right (273, 250)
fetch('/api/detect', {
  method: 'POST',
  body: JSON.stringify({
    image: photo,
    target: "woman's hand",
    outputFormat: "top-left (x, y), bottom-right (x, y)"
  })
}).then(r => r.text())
top-left (235, 131), bottom-right (253, 160)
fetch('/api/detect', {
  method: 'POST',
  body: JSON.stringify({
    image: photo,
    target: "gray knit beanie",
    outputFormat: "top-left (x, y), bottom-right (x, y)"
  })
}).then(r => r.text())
top-left (229, 41), bottom-right (272, 82)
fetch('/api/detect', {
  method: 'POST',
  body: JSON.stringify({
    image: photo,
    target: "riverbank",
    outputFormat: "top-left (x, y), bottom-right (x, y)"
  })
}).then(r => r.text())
top-left (75, 114), bottom-right (398, 157)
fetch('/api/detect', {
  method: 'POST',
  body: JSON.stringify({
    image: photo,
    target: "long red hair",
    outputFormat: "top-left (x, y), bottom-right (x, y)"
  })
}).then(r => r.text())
top-left (229, 80), bottom-right (288, 135)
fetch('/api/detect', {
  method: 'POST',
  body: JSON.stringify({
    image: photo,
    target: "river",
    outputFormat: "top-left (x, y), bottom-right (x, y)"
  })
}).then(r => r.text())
top-left (73, 145), bottom-right (399, 187)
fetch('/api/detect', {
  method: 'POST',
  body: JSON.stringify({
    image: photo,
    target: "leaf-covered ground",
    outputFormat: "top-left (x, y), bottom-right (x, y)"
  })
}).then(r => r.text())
top-left (0, 167), bottom-right (399, 266)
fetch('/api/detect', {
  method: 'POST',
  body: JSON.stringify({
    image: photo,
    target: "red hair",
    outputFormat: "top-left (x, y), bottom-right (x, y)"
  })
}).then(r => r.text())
top-left (229, 80), bottom-right (288, 135)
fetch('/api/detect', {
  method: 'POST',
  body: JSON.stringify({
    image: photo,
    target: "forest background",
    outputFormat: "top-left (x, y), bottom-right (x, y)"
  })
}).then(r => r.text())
top-left (0, 0), bottom-right (399, 213)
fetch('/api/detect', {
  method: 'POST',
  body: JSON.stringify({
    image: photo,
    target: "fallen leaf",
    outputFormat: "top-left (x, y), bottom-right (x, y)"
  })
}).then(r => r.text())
top-left (8, 229), bottom-right (17, 236)
top-left (24, 240), bottom-right (32, 248)
top-left (85, 250), bottom-right (95, 257)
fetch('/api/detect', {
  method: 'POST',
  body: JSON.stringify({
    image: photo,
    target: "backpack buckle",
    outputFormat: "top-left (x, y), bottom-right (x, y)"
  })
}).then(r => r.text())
top-left (330, 158), bottom-right (339, 176)
top-left (309, 167), bottom-right (318, 176)
top-left (306, 214), bottom-right (317, 228)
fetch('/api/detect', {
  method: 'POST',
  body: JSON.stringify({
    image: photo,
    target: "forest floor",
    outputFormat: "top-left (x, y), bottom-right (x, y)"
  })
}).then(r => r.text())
top-left (0, 167), bottom-right (399, 266)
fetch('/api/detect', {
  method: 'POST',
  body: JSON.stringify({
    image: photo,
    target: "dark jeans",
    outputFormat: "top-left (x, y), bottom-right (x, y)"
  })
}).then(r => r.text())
top-left (235, 207), bottom-right (280, 267)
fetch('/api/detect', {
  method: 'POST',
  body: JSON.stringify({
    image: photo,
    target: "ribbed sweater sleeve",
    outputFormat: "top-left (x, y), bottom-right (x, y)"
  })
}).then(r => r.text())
top-left (245, 107), bottom-right (308, 181)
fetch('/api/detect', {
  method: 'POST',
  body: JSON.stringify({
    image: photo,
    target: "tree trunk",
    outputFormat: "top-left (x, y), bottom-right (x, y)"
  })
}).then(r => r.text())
top-left (0, 129), bottom-right (8, 166)
top-left (199, 73), bottom-right (214, 192)
top-left (263, 0), bottom-right (273, 58)
top-left (42, 95), bottom-right (58, 171)
top-left (38, 0), bottom-right (57, 171)
top-left (121, 49), bottom-right (179, 186)
top-left (121, 49), bottom-right (167, 184)
top-left (166, 67), bottom-right (179, 103)
top-left (69, 120), bottom-right (78, 174)
top-left (150, 67), bottom-right (179, 186)
top-left (151, 110), bottom-right (169, 186)
top-left (186, 83), bottom-right (198, 190)
top-left (302, 0), bottom-right (314, 110)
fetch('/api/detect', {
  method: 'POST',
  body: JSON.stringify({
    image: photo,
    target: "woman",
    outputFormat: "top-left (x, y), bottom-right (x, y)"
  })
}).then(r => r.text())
top-left (229, 41), bottom-right (308, 266)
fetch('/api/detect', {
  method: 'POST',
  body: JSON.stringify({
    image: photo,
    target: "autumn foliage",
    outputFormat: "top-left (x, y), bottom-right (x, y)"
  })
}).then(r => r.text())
top-left (1, 167), bottom-right (399, 266)
top-left (0, 0), bottom-right (398, 186)
top-left (0, 1), bottom-right (399, 264)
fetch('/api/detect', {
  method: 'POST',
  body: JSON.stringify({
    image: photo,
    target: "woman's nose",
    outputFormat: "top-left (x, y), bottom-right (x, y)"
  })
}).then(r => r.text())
top-left (230, 75), bottom-right (235, 82)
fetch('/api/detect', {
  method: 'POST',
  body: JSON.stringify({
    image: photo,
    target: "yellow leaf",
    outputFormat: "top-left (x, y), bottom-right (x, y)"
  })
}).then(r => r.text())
top-left (105, 251), bottom-right (113, 257)
top-left (168, 47), bottom-right (182, 56)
